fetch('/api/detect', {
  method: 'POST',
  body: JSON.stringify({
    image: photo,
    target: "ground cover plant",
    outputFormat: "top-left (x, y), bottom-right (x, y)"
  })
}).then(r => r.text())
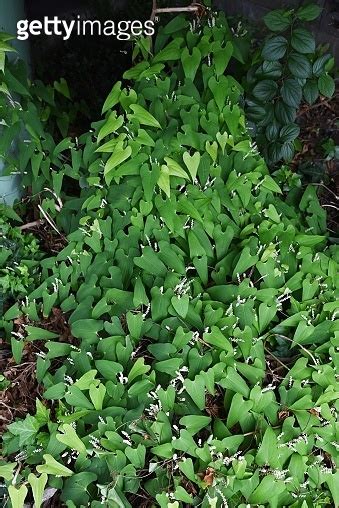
top-left (0, 6), bottom-right (339, 508)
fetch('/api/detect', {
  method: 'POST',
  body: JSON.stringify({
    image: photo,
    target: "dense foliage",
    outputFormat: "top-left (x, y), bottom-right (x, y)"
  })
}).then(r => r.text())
top-left (0, 206), bottom-right (41, 316)
top-left (0, 7), bottom-right (338, 508)
top-left (245, 4), bottom-right (335, 164)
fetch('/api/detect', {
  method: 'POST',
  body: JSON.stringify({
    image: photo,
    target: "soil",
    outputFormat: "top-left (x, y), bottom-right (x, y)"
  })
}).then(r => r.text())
top-left (294, 91), bottom-right (339, 235)
top-left (0, 308), bottom-right (75, 433)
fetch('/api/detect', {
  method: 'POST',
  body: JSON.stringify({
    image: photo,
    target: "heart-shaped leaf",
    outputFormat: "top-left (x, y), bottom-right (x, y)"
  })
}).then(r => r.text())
top-left (171, 294), bottom-right (189, 318)
top-left (183, 151), bottom-right (200, 181)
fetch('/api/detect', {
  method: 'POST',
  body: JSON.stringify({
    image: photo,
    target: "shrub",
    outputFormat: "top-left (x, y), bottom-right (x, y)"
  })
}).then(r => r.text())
top-left (1, 10), bottom-right (338, 508)
top-left (245, 4), bottom-right (335, 165)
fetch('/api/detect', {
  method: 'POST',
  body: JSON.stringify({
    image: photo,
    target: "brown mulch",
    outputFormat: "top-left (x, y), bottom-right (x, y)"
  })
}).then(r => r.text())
top-left (0, 308), bottom-right (74, 432)
top-left (0, 338), bottom-right (44, 433)
top-left (293, 91), bottom-right (339, 235)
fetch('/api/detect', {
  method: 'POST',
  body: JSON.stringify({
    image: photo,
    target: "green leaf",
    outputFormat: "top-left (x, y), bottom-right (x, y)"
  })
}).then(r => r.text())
top-left (258, 302), bottom-right (277, 333)
top-left (325, 471), bottom-right (339, 507)
top-left (25, 326), bottom-right (59, 341)
top-left (303, 79), bottom-right (319, 104)
top-left (128, 358), bottom-right (151, 383)
top-left (11, 337), bottom-right (24, 364)
top-left (8, 485), bottom-right (28, 508)
top-left (261, 175), bottom-right (282, 194)
top-left (179, 415), bottom-right (211, 435)
top-left (54, 77), bottom-right (70, 99)
top-left (291, 28), bottom-right (315, 54)
top-left (37, 454), bottom-right (73, 477)
top-left (178, 458), bottom-right (196, 482)
top-left (65, 385), bottom-right (94, 410)
top-left (171, 295), bottom-right (189, 318)
top-left (313, 54), bottom-right (332, 77)
top-left (184, 375), bottom-right (205, 410)
top-left (288, 52), bottom-right (312, 79)
top-left (153, 38), bottom-right (184, 63)
top-left (255, 427), bottom-right (279, 468)
top-left (214, 40), bottom-right (233, 77)
top-left (44, 382), bottom-right (66, 400)
top-left (0, 462), bottom-right (16, 481)
top-left (73, 370), bottom-right (99, 390)
top-left (56, 424), bottom-right (87, 454)
top-left (134, 246), bottom-right (167, 276)
top-left (253, 80), bottom-right (278, 101)
top-left (104, 145), bottom-right (132, 182)
top-left (233, 246), bottom-right (258, 277)
top-left (281, 78), bottom-right (302, 108)
top-left (183, 151), bottom-right (200, 181)
top-left (97, 113), bottom-right (124, 143)
top-left (181, 46), bottom-right (201, 81)
top-left (61, 472), bottom-right (97, 506)
top-left (203, 326), bottom-right (232, 352)
top-left (173, 486), bottom-right (193, 504)
top-left (89, 383), bottom-right (106, 410)
top-left (280, 141), bottom-right (294, 161)
top-left (280, 123), bottom-right (300, 143)
top-left (164, 157), bottom-right (189, 179)
top-left (296, 4), bottom-right (322, 21)
top-left (157, 166), bottom-right (171, 198)
top-left (263, 10), bottom-right (291, 31)
top-left (318, 73), bottom-right (335, 98)
top-left (155, 358), bottom-right (183, 375)
top-left (102, 81), bottom-right (122, 114)
top-left (28, 473), bottom-right (48, 508)
top-left (71, 318), bottom-right (103, 340)
top-left (129, 104), bottom-right (161, 129)
top-left (249, 475), bottom-right (285, 504)
top-left (262, 36), bottom-right (288, 61)
top-left (125, 444), bottom-right (146, 468)
top-left (8, 415), bottom-right (40, 446)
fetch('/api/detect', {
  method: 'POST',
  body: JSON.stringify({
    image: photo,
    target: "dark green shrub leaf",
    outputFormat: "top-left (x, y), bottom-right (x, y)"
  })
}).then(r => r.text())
top-left (281, 78), bottom-right (302, 108)
top-left (262, 60), bottom-right (282, 79)
top-left (280, 123), bottom-right (300, 143)
top-left (296, 4), bottom-right (322, 21)
top-left (268, 142), bottom-right (283, 163)
top-left (291, 28), bottom-right (315, 54)
top-left (262, 36), bottom-right (288, 61)
top-left (263, 10), bottom-right (291, 31)
top-left (313, 54), bottom-right (332, 77)
top-left (318, 73), bottom-right (335, 98)
top-left (275, 100), bottom-right (296, 124)
top-left (288, 52), bottom-right (312, 79)
top-left (303, 79), bottom-right (319, 104)
top-left (252, 80), bottom-right (278, 101)
top-left (280, 141), bottom-right (294, 161)
top-left (246, 104), bottom-right (267, 121)
top-left (265, 122), bottom-right (279, 141)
